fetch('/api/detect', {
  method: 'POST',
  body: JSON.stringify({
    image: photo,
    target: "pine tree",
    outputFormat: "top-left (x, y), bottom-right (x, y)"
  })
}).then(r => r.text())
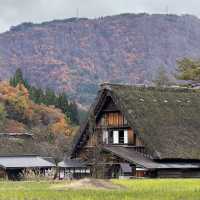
top-left (68, 101), bottom-right (79, 124)
top-left (10, 68), bottom-right (30, 88)
top-left (56, 92), bottom-right (69, 115)
top-left (10, 68), bottom-right (23, 87)
top-left (29, 87), bottom-right (44, 104)
top-left (44, 88), bottom-right (57, 105)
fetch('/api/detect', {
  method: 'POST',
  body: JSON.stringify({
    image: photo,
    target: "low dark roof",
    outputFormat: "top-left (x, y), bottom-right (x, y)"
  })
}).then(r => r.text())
top-left (58, 159), bottom-right (86, 168)
top-left (103, 146), bottom-right (200, 169)
top-left (0, 155), bottom-right (55, 169)
top-left (0, 133), bottom-right (33, 137)
top-left (103, 146), bottom-right (163, 169)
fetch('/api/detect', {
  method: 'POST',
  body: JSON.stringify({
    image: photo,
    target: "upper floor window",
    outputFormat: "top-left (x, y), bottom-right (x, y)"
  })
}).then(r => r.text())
top-left (103, 129), bottom-right (128, 144)
top-left (119, 130), bottom-right (124, 144)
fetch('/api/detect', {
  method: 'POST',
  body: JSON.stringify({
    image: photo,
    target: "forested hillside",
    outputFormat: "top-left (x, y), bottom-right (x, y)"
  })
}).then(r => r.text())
top-left (1, 13), bottom-right (200, 106)
top-left (0, 77), bottom-right (76, 160)
top-left (9, 69), bottom-right (80, 124)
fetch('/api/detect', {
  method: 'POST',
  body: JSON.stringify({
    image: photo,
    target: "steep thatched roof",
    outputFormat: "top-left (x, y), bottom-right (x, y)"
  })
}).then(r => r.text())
top-left (72, 84), bottom-right (200, 160)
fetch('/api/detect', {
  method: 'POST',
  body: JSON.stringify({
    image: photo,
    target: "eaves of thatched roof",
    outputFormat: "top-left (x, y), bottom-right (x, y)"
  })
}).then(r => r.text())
top-left (103, 146), bottom-right (200, 169)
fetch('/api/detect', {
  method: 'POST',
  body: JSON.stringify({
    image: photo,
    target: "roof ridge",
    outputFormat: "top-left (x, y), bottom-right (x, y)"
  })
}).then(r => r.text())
top-left (101, 83), bottom-right (200, 93)
top-left (0, 154), bottom-right (39, 157)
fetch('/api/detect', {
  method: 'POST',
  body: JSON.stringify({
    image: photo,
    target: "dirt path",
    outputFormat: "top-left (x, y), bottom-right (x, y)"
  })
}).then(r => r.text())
top-left (52, 178), bottom-right (126, 190)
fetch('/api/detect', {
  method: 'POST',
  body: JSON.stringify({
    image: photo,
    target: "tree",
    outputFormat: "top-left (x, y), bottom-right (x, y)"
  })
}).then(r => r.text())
top-left (10, 68), bottom-right (30, 88)
top-left (153, 66), bottom-right (171, 87)
top-left (176, 58), bottom-right (200, 83)
top-left (29, 87), bottom-right (44, 104)
top-left (0, 103), bottom-right (7, 130)
top-left (56, 92), bottom-right (69, 115)
top-left (68, 101), bottom-right (79, 124)
top-left (44, 88), bottom-right (57, 106)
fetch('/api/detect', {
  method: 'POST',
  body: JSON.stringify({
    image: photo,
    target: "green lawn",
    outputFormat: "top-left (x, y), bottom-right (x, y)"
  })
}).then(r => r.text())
top-left (0, 179), bottom-right (199, 200)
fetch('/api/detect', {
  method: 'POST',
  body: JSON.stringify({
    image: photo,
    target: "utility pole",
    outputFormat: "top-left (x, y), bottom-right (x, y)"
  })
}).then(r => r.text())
top-left (165, 5), bottom-right (169, 15)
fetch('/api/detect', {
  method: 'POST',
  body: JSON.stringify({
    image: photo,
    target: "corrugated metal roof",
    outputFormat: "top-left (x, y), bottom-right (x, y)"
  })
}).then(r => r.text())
top-left (0, 133), bottom-right (33, 137)
top-left (58, 159), bottom-right (86, 168)
top-left (103, 146), bottom-right (200, 169)
top-left (0, 155), bottom-right (55, 169)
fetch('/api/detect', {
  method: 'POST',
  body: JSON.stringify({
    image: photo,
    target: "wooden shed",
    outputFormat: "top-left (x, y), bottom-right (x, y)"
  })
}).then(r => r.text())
top-left (0, 155), bottom-right (55, 180)
top-left (58, 158), bottom-right (90, 179)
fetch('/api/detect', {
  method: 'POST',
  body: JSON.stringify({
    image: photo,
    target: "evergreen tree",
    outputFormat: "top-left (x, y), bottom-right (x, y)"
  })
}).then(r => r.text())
top-left (10, 68), bottom-right (30, 88)
top-left (56, 92), bottom-right (69, 115)
top-left (44, 88), bottom-right (57, 106)
top-left (29, 87), bottom-right (44, 104)
top-left (68, 101), bottom-right (79, 124)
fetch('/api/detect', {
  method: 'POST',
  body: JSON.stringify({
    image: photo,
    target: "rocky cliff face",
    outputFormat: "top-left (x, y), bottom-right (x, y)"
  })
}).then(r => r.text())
top-left (0, 13), bottom-right (200, 106)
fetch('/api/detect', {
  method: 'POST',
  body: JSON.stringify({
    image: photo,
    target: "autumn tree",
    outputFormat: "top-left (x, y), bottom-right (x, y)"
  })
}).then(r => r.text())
top-left (176, 58), bottom-right (200, 83)
top-left (7, 83), bottom-right (29, 123)
top-left (153, 66), bottom-right (171, 87)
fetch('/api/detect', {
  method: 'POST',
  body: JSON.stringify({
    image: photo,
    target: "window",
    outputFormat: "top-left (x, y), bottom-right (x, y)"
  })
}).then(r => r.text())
top-left (109, 130), bottom-right (113, 144)
top-left (102, 130), bottom-right (108, 144)
top-left (103, 129), bottom-right (129, 144)
top-left (124, 130), bottom-right (128, 144)
top-left (119, 130), bottom-right (124, 143)
top-left (113, 130), bottom-right (119, 144)
top-left (119, 130), bottom-right (128, 144)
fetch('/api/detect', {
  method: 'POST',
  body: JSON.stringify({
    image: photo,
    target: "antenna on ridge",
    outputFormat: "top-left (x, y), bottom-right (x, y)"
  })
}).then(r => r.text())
top-left (165, 5), bottom-right (169, 15)
top-left (76, 8), bottom-right (79, 19)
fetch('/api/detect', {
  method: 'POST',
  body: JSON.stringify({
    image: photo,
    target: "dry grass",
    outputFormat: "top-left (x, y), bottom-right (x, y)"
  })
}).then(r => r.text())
top-left (51, 178), bottom-right (125, 190)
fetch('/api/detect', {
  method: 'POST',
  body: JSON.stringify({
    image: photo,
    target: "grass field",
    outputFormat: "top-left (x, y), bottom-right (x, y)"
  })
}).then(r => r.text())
top-left (0, 179), bottom-right (199, 200)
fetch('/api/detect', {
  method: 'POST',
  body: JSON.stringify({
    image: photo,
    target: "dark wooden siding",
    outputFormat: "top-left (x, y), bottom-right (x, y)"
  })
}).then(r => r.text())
top-left (157, 169), bottom-right (200, 178)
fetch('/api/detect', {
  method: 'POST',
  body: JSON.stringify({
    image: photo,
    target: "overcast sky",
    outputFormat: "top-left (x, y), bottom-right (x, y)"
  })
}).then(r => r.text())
top-left (0, 0), bottom-right (200, 33)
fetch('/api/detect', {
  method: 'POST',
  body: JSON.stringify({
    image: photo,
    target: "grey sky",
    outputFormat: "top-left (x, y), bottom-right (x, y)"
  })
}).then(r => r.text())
top-left (0, 0), bottom-right (200, 33)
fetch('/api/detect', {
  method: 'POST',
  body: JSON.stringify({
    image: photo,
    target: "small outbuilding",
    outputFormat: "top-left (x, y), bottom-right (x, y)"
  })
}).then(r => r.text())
top-left (0, 155), bottom-right (56, 180)
top-left (58, 159), bottom-right (90, 179)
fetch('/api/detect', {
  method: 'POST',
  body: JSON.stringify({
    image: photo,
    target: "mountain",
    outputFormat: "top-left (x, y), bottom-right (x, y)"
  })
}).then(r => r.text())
top-left (0, 13), bottom-right (200, 106)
